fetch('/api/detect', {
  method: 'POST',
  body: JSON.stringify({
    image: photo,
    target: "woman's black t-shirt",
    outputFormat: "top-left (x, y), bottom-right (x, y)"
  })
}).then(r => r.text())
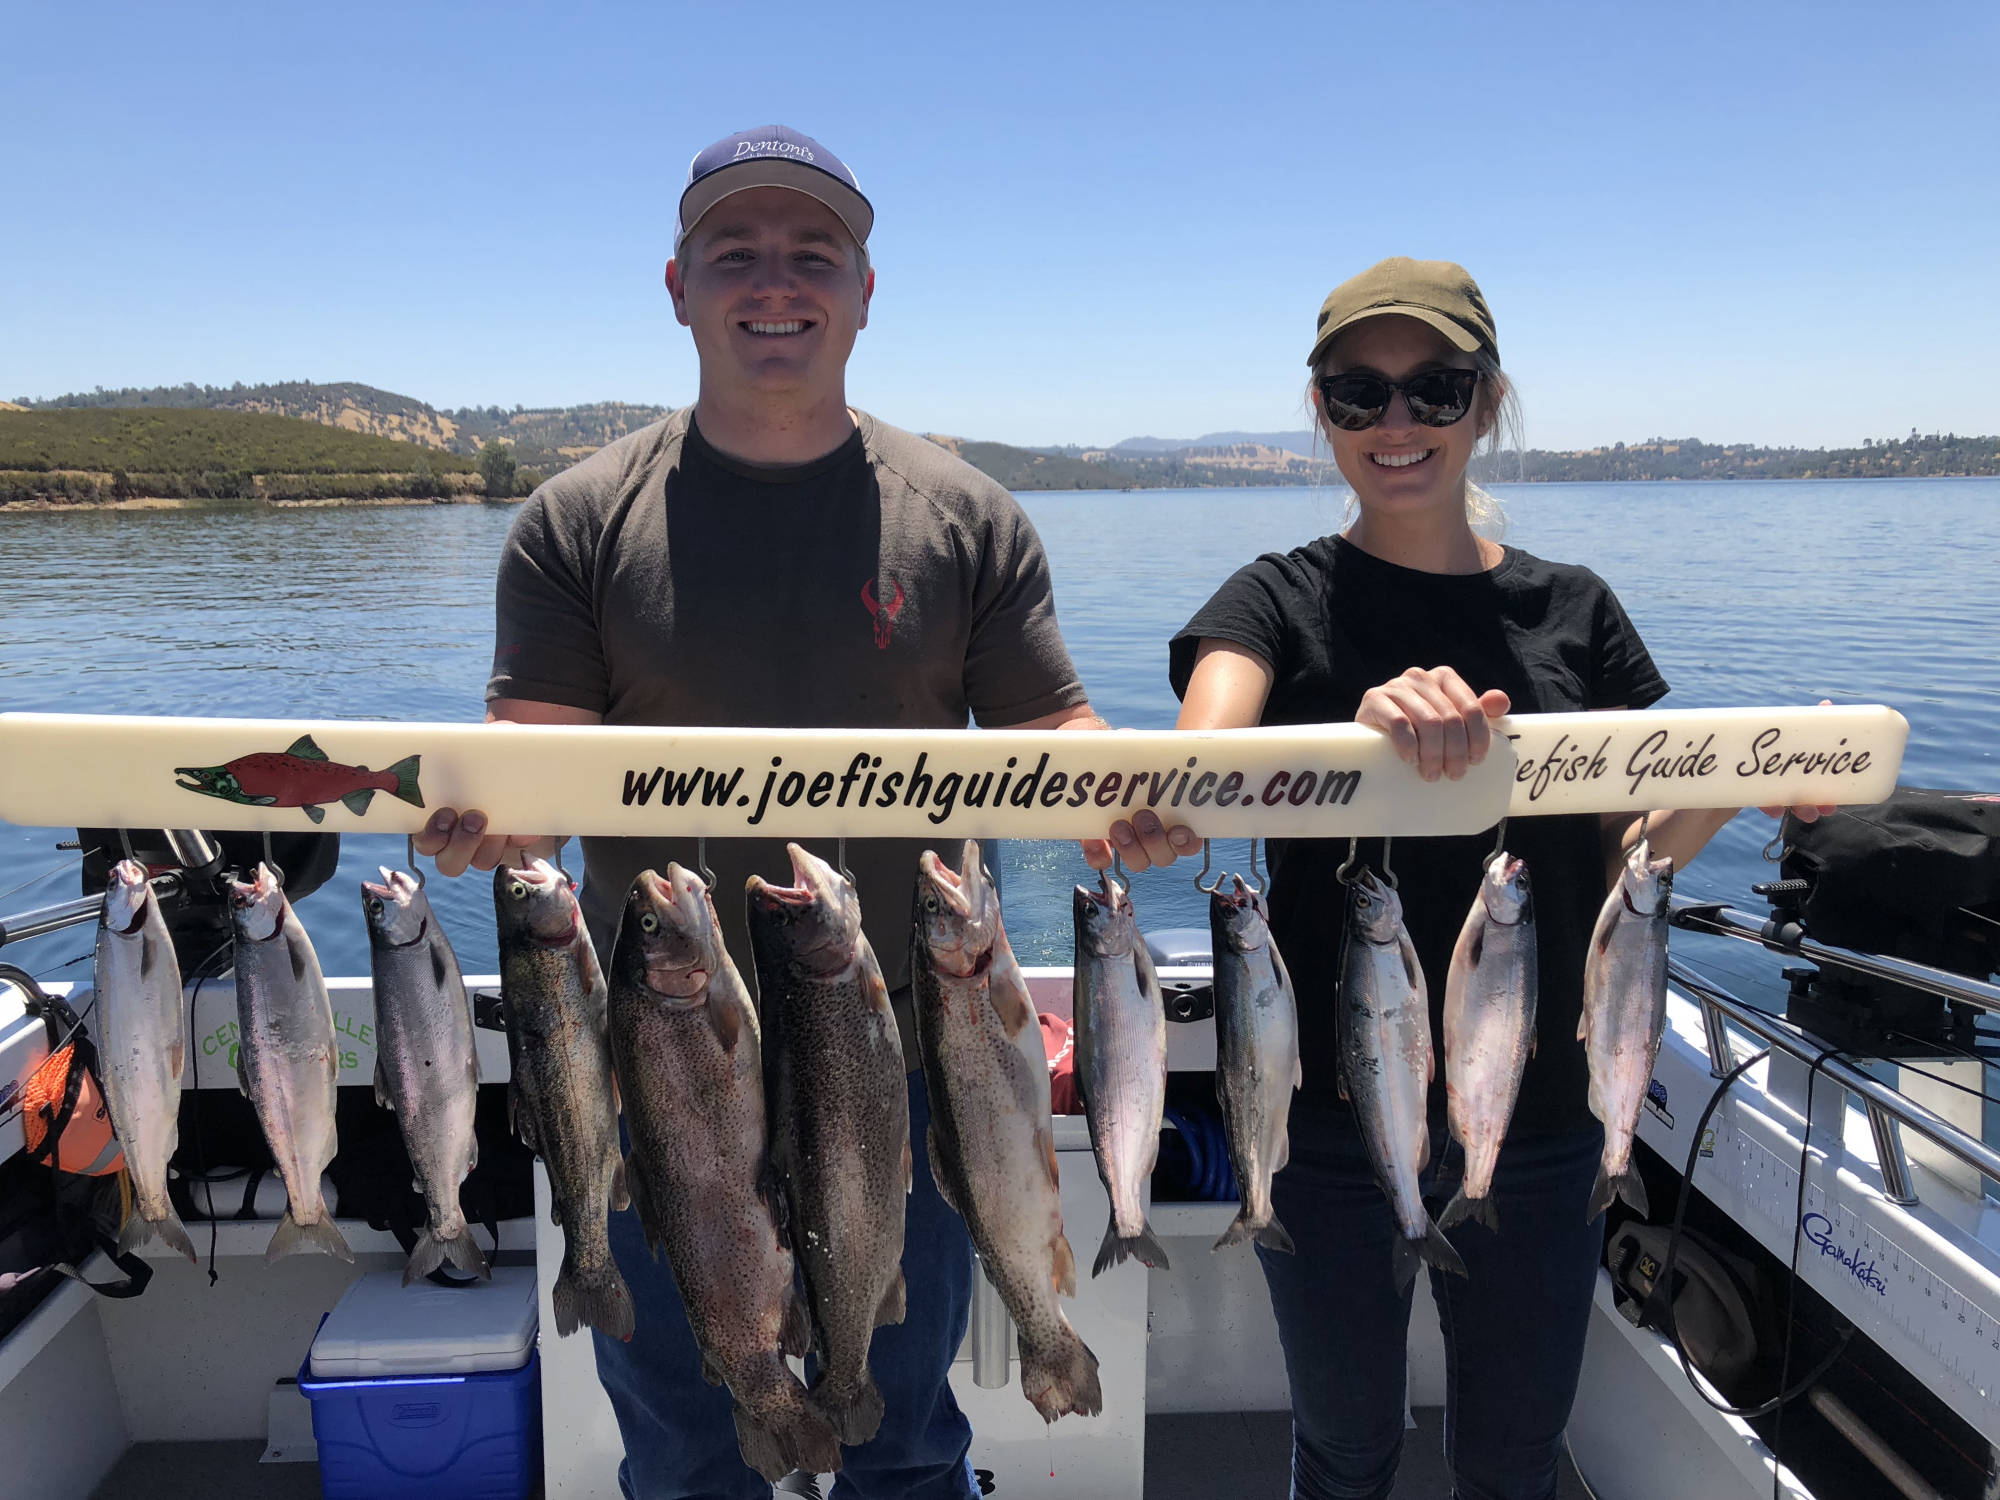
top-left (1168, 534), bottom-right (1669, 1136)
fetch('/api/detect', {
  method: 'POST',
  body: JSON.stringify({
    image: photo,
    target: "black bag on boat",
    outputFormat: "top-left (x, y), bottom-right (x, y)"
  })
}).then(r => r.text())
top-left (1781, 787), bottom-right (2000, 980)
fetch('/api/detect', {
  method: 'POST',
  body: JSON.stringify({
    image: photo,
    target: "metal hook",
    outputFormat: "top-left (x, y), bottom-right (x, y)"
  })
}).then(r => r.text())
top-left (260, 830), bottom-right (285, 891)
top-left (406, 834), bottom-right (426, 888)
top-left (837, 837), bottom-right (855, 886)
top-left (118, 828), bottom-right (137, 863)
top-left (1248, 837), bottom-right (1265, 896)
top-left (1194, 839), bottom-right (1226, 896)
top-left (552, 837), bottom-right (575, 888)
top-left (1381, 836), bottom-right (1399, 891)
top-left (1637, 809), bottom-right (1653, 847)
top-left (697, 836), bottom-right (715, 889)
top-left (1761, 827), bottom-right (1787, 864)
top-left (1336, 836), bottom-right (1363, 886)
top-left (1108, 852), bottom-right (1131, 897)
top-left (1490, 818), bottom-right (1510, 864)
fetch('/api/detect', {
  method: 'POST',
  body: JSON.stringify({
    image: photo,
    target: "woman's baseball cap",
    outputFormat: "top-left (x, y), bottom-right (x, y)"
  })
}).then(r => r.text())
top-left (1308, 257), bottom-right (1498, 368)
top-left (673, 126), bottom-right (873, 254)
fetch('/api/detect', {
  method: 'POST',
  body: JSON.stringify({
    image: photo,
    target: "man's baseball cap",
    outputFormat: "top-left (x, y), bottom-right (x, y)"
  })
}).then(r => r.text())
top-left (1307, 257), bottom-right (1498, 368)
top-left (673, 126), bottom-right (873, 255)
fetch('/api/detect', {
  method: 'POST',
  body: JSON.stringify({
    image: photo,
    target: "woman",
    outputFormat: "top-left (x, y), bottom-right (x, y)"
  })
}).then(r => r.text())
top-left (1107, 257), bottom-right (1829, 1500)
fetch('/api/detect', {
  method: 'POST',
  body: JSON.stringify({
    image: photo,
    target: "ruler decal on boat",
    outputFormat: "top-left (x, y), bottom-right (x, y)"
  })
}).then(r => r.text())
top-left (0, 705), bottom-right (1906, 839)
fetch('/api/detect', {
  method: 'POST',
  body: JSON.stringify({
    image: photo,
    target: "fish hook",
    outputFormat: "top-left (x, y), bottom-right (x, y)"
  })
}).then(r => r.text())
top-left (117, 827), bottom-right (137, 863)
top-left (1194, 840), bottom-right (1226, 896)
top-left (1381, 836), bottom-right (1399, 891)
top-left (1637, 809), bottom-right (1653, 847)
top-left (697, 836), bottom-right (715, 889)
top-left (406, 834), bottom-right (426, 889)
top-left (552, 837), bottom-right (575, 889)
top-left (1108, 851), bottom-right (1131, 897)
top-left (1489, 818), bottom-right (1510, 864)
top-left (1761, 827), bottom-right (1788, 863)
top-left (261, 830), bottom-right (286, 891)
top-left (1336, 836), bottom-right (1363, 886)
top-left (837, 837), bottom-right (855, 886)
top-left (1248, 837), bottom-right (1265, 896)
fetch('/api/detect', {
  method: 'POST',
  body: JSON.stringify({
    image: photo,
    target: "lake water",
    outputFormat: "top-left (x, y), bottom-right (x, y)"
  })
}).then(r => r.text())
top-left (1, 479), bottom-right (1995, 1006)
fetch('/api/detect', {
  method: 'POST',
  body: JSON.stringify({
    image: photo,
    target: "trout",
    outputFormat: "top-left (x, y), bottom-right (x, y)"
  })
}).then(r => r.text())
top-left (610, 866), bottom-right (840, 1480)
top-left (228, 863), bottom-right (352, 1263)
top-left (748, 843), bottom-right (910, 1447)
top-left (495, 859), bottom-right (633, 1339)
top-left (363, 868), bottom-right (488, 1285)
top-left (913, 841), bottom-right (1101, 1421)
top-left (94, 860), bottom-right (196, 1263)
top-left (1209, 874), bottom-right (1301, 1254)
top-left (1338, 869), bottom-right (1464, 1291)
top-left (1581, 835), bottom-right (1674, 1222)
top-left (1072, 871), bottom-right (1169, 1276)
top-left (1438, 851), bottom-right (1538, 1234)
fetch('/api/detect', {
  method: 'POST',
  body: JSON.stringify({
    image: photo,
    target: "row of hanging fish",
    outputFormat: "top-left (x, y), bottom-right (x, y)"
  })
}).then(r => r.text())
top-left (1337, 833), bottom-right (1674, 1290)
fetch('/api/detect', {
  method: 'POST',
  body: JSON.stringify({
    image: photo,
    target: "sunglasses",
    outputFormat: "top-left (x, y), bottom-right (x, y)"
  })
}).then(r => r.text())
top-left (1315, 368), bottom-right (1481, 431)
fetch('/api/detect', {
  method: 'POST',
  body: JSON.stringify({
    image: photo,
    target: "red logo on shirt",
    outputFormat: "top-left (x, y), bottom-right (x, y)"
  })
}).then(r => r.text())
top-left (861, 578), bottom-right (905, 649)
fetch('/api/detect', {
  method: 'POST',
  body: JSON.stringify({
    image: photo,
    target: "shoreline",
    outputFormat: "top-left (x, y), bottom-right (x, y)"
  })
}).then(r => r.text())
top-left (0, 493), bottom-right (513, 512)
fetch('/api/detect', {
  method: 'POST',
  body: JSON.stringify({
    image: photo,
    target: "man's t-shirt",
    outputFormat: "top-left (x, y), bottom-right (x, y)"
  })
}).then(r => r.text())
top-left (488, 409), bottom-right (1088, 1052)
top-left (1169, 534), bottom-right (1669, 1136)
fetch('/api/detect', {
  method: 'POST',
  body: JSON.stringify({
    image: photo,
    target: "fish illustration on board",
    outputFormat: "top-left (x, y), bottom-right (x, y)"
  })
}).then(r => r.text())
top-left (175, 735), bottom-right (423, 823)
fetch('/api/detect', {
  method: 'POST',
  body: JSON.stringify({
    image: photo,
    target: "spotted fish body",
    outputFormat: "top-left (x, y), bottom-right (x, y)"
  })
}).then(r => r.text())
top-left (1439, 852), bottom-right (1538, 1234)
top-left (229, 863), bottom-right (352, 1263)
top-left (94, 860), bottom-right (195, 1263)
top-left (1072, 872), bottom-right (1169, 1276)
top-left (1338, 870), bottom-right (1465, 1291)
top-left (1209, 874), bottom-right (1301, 1255)
top-left (1581, 836), bottom-right (1674, 1222)
top-left (913, 841), bottom-right (1101, 1423)
top-left (363, 868), bottom-right (487, 1285)
top-left (611, 866), bottom-right (840, 1481)
top-left (748, 843), bottom-right (910, 1448)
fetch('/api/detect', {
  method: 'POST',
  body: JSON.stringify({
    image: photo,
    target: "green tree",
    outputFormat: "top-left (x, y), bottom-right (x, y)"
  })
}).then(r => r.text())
top-left (409, 459), bottom-right (440, 498)
top-left (477, 441), bottom-right (518, 500)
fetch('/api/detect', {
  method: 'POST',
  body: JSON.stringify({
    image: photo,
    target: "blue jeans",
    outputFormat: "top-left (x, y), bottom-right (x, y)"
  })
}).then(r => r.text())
top-left (1256, 1099), bottom-right (1604, 1500)
top-left (594, 1066), bottom-right (978, 1500)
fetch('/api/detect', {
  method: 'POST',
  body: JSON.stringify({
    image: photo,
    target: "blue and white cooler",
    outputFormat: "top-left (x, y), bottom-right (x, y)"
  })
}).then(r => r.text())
top-left (298, 1266), bottom-right (542, 1500)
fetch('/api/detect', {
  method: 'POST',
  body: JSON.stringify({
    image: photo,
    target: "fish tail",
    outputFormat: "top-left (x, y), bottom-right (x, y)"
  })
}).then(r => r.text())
top-left (266, 1209), bottom-right (354, 1264)
top-left (1589, 1161), bottom-right (1649, 1222)
top-left (812, 1368), bottom-right (886, 1447)
top-left (553, 1256), bottom-right (635, 1340)
top-left (403, 1225), bottom-right (492, 1286)
top-left (1019, 1324), bottom-right (1103, 1422)
top-left (1212, 1208), bottom-right (1296, 1255)
top-left (1092, 1212), bottom-right (1171, 1276)
top-left (1438, 1189), bottom-right (1500, 1234)
top-left (1394, 1218), bottom-right (1468, 1291)
top-left (383, 754), bottom-right (424, 808)
top-left (119, 1207), bottom-right (198, 1265)
top-left (734, 1389), bottom-right (842, 1482)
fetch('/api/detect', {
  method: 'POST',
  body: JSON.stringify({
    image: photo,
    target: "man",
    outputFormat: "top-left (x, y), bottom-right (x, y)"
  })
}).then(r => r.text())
top-left (417, 126), bottom-right (1112, 1500)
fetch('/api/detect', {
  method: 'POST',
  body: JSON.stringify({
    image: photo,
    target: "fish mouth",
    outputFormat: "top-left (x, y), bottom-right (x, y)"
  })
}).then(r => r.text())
top-left (917, 851), bottom-right (972, 918)
top-left (173, 769), bottom-right (211, 793)
top-left (227, 864), bottom-right (286, 941)
top-left (506, 860), bottom-right (581, 946)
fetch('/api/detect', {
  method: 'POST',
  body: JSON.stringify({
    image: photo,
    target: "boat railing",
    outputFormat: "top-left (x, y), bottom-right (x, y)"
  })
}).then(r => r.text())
top-left (1668, 894), bottom-right (2000, 1209)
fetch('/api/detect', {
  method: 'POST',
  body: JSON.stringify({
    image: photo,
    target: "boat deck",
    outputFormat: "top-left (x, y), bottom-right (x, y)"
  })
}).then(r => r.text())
top-left (89, 1410), bottom-right (1590, 1499)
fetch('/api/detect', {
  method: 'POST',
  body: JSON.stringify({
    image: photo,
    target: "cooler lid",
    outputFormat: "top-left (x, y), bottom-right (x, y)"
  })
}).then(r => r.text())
top-left (310, 1267), bottom-right (538, 1376)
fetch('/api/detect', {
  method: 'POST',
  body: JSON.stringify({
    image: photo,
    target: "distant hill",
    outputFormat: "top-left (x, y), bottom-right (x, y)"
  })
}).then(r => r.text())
top-left (1472, 432), bottom-right (2000, 483)
top-left (0, 408), bottom-right (484, 504)
top-left (18, 381), bottom-right (670, 473)
top-left (924, 435), bottom-right (1332, 490)
top-left (1115, 430), bottom-right (1318, 458)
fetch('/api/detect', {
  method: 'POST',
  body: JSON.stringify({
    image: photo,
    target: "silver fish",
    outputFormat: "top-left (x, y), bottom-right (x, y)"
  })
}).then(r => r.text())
top-left (611, 866), bottom-right (840, 1481)
top-left (913, 841), bottom-right (1101, 1422)
top-left (1581, 835), bottom-right (1674, 1221)
top-left (1338, 870), bottom-right (1464, 1291)
top-left (228, 862), bottom-right (352, 1263)
top-left (1438, 851), bottom-right (1538, 1234)
top-left (363, 868), bottom-right (488, 1285)
top-left (1209, 874), bottom-right (1301, 1254)
top-left (495, 859), bottom-right (633, 1339)
top-left (748, 843), bottom-right (909, 1447)
top-left (94, 860), bottom-right (195, 1263)
top-left (1072, 871), bottom-right (1169, 1275)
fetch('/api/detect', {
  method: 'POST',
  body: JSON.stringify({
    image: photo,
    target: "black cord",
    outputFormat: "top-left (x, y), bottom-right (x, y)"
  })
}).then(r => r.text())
top-left (1657, 1041), bottom-right (1854, 1441)
top-left (183, 938), bottom-right (234, 1288)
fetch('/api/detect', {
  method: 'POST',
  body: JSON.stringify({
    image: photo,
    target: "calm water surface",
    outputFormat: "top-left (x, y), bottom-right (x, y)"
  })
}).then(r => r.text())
top-left (2, 480), bottom-right (1995, 1001)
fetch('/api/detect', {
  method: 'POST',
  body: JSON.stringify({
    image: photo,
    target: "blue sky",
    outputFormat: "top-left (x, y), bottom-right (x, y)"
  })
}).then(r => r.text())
top-left (3, 1), bottom-right (1994, 450)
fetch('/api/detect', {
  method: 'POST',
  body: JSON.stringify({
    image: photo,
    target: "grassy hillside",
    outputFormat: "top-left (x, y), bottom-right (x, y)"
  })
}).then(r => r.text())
top-left (0, 408), bottom-right (477, 475)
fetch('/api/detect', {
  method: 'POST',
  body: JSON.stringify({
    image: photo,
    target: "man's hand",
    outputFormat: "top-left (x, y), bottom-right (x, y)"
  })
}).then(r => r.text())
top-left (411, 699), bottom-right (601, 878)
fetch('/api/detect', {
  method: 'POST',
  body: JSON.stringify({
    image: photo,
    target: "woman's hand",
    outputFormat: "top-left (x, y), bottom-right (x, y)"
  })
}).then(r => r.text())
top-left (1357, 667), bottom-right (1510, 781)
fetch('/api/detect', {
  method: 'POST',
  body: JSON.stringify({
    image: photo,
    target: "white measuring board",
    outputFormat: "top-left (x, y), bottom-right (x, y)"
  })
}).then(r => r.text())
top-left (0, 705), bottom-right (1904, 840)
top-left (1641, 989), bottom-right (2000, 1441)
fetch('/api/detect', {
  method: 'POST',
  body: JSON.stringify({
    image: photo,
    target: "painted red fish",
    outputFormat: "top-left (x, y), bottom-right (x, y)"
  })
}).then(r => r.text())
top-left (174, 735), bottom-right (423, 824)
